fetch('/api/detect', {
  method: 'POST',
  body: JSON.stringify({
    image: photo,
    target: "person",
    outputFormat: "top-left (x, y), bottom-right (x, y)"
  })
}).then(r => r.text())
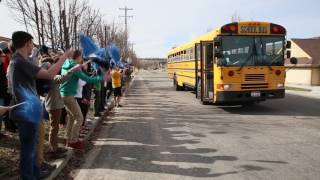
top-left (59, 50), bottom-right (101, 151)
top-left (75, 62), bottom-right (92, 128)
top-left (80, 80), bottom-right (92, 127)
top-left (39, 45), bottom-right (50, 57)
top-left (93, 68), bottom-right (102, 118)
top-left (106, 67), bottom-right (113, 101)
top-left (40, 57), bottom-right (81, 165)
top-left (35, 62), bottom-right (56, 178)
top-left (0, 48), bottom-right (7, 138)
top-left (0, 106), bottom-right (9, 116)
top-left (0, 42), bottom-right (14, 137)
top-left (111, 66), bottom-right (123, 107)
top-left (0, 41), bottom-right (10, 72)
top-left (7, 31), bottom-right (72, 180)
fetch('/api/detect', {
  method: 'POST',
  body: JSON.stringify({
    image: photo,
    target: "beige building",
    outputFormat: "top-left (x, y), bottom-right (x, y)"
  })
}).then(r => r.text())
top-left (0, 36), bottom-right (11, 43)
top-left (286, 38), bottom-right (320, 86)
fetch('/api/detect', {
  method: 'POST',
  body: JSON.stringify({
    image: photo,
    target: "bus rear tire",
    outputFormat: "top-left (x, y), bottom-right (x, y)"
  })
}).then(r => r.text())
top-left (173, 78), bottom-right (183, 91)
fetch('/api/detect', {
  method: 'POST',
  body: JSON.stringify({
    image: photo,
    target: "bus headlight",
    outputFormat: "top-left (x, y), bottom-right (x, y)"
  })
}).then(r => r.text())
top-left (224, 84), bottom-right (232, 90)
top-left (217, 84), bottom-right (232, 90)
top-left (277, 83), bottom-right (284, 89)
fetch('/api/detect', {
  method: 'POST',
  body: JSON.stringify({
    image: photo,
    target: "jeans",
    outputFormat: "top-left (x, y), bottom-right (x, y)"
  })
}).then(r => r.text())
top-left (100, 85), bottom-right (107, 109)
top-left (94, 90), bottom-right (101, 116)
top-left (18, 121), bottom-right (40, 180)
top-left (76, 98), bottom-right (89, 126)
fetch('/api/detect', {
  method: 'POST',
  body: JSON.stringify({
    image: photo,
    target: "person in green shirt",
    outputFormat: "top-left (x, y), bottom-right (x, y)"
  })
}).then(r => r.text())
top-left (59, 50), bottom-right (101, 150)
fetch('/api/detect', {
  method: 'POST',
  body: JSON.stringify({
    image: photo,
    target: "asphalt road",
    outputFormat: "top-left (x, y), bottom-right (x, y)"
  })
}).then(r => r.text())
top-left (75, 70), bottom-right (320, 180)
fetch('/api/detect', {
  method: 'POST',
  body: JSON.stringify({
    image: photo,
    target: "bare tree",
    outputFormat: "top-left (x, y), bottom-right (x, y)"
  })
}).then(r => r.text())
top-left (6, 0), bottom-right (135, 60)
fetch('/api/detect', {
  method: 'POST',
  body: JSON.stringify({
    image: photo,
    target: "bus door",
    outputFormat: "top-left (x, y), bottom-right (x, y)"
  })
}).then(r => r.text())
top-left (200, 41), bottom-right (214, 102)
top-left (195, 43), bottom-right (200, 98)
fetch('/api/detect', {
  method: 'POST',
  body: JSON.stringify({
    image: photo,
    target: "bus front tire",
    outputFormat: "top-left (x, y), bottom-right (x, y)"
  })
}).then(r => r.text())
top-left (173, 79), bottom-right (183, 91)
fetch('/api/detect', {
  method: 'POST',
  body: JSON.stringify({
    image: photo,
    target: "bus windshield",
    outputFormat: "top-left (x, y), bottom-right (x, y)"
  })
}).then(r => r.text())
top-left (220, 36), bottom-right (285, 67)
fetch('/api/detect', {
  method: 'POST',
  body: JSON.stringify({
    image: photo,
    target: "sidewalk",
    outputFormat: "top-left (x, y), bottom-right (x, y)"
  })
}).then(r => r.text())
top-left (45, 104), bottom-right (112, 180)
top-left (47, 75), bottom-right (135, 180)
top-left (285, 83), bottom-right (320, 99)
top-left (0, 76), bottom-right (135, 180)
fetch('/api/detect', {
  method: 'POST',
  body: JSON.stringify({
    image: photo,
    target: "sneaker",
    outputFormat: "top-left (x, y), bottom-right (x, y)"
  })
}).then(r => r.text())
top-left (118, 104), bottom-right (123, 107)
top-left (94, 113), bottom-right (101, 119)
top-left (67, 141), bottom-right (85, 151)
top-left (0, 133), bottom-right (9, 139)
top-left (99, 108), bottom-right (106, 113)
top-left (81, 126), bottom-right (91, 131)
top-left (47, 148), bottom-right (68, 159)
top-left (55, 147), bottom-right (68, 154)
top-left (39, 169), bottom-right (51, 179)
top-left (40, 161), bottom-right (56, 172)
top-left (47, 152), bottom-right (67, 159)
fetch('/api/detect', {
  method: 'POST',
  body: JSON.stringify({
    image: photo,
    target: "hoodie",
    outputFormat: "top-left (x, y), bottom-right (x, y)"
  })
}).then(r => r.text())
top-left (59, 59), bottom-right (101, 97)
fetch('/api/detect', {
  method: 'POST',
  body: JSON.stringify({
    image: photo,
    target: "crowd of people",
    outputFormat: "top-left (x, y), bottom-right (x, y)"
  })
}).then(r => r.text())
top-left (0, 31), bottom-right (129, 180)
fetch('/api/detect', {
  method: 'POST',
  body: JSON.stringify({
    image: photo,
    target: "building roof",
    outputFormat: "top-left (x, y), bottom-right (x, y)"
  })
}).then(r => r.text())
top-left (0, 36), bottom-right (11, 42)
top-left (292, 38), bottom-right (320, 65)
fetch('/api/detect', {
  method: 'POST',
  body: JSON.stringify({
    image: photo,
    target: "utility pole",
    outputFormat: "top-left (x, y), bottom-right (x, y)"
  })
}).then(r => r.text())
top-left (104, 25), bottom-right (110, 47)
top-left (129, 42), bottom-right (135, 51)
top-left (119, 6), bottom-right (133, 59)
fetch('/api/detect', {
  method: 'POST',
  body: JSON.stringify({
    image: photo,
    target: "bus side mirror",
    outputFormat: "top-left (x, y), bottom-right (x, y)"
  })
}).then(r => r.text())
top-left (214, 37), bottom-right (221, 47)
top-left (214, 41), bottom-right (221, 47)
top-left (214, 52), bottom-right (223, 58)
top-left (286, 51), bottom-right (291, 59)
top-left (286, 41), bottom-right (292, 49)
top-left (214, 37), bottom-right (222, 58)
top-left (290, 57), bottom-right (298, 65)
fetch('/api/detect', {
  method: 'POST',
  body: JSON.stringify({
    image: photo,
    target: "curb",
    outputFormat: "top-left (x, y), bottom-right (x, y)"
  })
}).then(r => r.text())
top-left (46, 75), bottom-right (135, 180)
top-left (46, 107), bottom-right (112, 180)
top-left (285, 86), bottom-right (312, 92)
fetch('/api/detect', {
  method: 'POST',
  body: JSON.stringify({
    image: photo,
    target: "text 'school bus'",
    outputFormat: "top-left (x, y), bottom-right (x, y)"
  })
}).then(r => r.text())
top-left (167, 21), bottom-right (297, 104)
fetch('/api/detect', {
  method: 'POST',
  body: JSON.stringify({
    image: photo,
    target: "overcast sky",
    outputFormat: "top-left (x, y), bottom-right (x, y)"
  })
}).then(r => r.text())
top-left (1, 0), bottom-right (320, 58)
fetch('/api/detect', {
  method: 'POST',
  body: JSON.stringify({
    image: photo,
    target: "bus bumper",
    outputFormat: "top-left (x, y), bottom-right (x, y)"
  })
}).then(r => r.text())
top-left (216, 89), bottom-right (285, 103)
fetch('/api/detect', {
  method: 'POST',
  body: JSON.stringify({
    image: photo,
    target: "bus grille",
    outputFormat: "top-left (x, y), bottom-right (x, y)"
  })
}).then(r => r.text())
top-left (241, 83), bottom-right (269, 90)
top-left (244, 74), bottom-right (265, 82)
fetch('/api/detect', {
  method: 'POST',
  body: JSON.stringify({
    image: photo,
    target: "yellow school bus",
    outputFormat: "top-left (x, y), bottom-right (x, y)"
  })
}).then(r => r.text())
top-left (167, 21), bottom-right (297, 104)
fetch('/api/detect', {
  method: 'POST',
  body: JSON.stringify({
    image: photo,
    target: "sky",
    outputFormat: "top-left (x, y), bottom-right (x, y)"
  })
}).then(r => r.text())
top-left (1, 0), bottom-right (320, 58)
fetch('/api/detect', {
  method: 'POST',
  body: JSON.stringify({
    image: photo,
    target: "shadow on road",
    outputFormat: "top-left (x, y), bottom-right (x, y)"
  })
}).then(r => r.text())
top-left (82, 74), bottom-right (298, 178)
top-left (85, 78), bottom-right (242, 178)
top-left (220, 94), bottom-right (320, 117)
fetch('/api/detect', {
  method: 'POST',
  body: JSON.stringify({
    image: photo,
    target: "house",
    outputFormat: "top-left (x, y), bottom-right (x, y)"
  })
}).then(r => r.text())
top-left (0, 36), bottom-right (11, 43)
top-left (286, 38), bottom-right (320, 86)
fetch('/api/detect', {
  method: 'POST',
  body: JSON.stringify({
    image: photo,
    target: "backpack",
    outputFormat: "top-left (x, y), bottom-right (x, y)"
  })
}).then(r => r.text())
top-left (36, 79), bottom-right (53, 96)
top-left (36, 62), bottom-right (54, 96)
